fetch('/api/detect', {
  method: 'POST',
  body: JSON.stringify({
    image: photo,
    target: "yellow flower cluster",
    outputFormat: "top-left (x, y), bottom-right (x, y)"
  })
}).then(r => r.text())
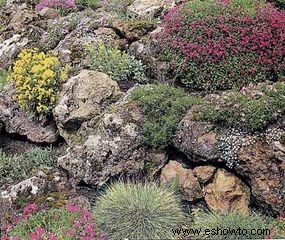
top-left (10, 49), bottom-right (69, 117)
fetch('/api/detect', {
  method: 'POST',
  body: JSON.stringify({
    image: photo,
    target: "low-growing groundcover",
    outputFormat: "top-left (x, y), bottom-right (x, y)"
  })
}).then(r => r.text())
top-left (96, 182), bottom-right (184, 240)
top-left (199, 82), bottom-right (285, 131)
top-left (158, 0), bottom-right (285, 91)
top-left (0, 147), bottom-right (56, 188)
top-left (1, 204), bottom-right (107, 240)
top-left (131, 84), bottom-right (203, 148)
top-left (190, 210), bottom-right (278, 239)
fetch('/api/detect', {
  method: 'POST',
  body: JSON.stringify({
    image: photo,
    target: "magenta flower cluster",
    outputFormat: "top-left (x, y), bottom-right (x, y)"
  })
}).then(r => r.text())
top-left (35, 0), bottom-right (75, 11)
top-left (158, 0), bottom-right (285, 90)
top-left (1, 203), bottom-right (108, 240)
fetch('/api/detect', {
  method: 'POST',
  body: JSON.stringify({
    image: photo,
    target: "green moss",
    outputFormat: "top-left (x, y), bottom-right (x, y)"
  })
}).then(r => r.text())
top-left (199, 82), bottom-right (285, 131)
top-left (131, 84), bottom-right (204, 149)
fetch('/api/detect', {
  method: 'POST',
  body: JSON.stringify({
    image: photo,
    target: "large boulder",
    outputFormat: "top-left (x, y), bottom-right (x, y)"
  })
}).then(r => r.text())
top-left (54, 70), bottom-right (122, 145)
top-left (173, 107), bottom-right (221, 162)
top-left (58, 87), bottom-right (167, 186)
top-left (160, 160), bottom-right (203, 202)
top-left (127, 0), bottom-right (177, 18)
top-left (205, 169), bottom-right (250, 214)
top-left (0, 84), bottom-right (57, 143)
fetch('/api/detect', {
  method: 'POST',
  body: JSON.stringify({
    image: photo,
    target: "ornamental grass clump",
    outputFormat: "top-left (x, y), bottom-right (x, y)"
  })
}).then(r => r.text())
top-left (158, 0), bottom-right (285, 91)
top-left (10, 49), bottom-right (69, 119)
top-left (1, 204), bottom-right (107, 240)
top-left (96, 182), bottom-right (184, 240)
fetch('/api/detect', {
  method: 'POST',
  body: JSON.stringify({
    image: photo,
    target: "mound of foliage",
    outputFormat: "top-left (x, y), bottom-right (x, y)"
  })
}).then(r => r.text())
top-left (131, 84), bottom-right (203, 148)
top-left (158, 0), bottom-right (285, 91)
top-left (0, 147), bottom-right (56, 188)
top-left (87, 43), bottom-right (147, 84)
top-left (1, 203), bottom-right (107, 240)
top-left (0, 69), bottom-right (8, 92)
top-left (199, 82), bottom-right (285, 131)
top-left (96, 182), bottom-right (184, 240)
top-left (10, 48), bottom-right (69, 119)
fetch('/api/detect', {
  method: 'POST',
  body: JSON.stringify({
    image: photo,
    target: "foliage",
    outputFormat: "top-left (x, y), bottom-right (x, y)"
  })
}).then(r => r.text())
top-left (10, 49), bottom-right (69, 119)
top-left (96, 182), bottom-right (184, 240)
top-left (0, 147), bottom-right (56, 187)
top-left (87, 43), bottom-right (147, 83)
top-left (1, 204), bottom-right (107, 240)
top-left (102, 0), bottom-right (134, 18)
top-left (0, 68), bottom-right (9, 92)
top-left (191, 210), bottom-right (270, 239)
top-left (199, 82), bottom-right (285, 131)
top-left (273, 0), bottom-right (285, 9)
top-left (268, 215), bottom-right (285, 239)
top-left (158, 0), bottom-right (285, 91)
top-left (131, 84), bottom-right (203, 148)
top-left (0, 0), bottom-right (5, 6)
top-left (36, 0), bottom-right (75, 11)
top-left (75, 0), bottom-right (99, 9)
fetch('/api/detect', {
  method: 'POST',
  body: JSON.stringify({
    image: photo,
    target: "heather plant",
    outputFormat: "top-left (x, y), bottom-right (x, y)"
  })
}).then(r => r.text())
top-left (36, 0), bottom-right (75, 13)
top-left (131, 84), bottom-right (203, 148)
top-left (158, 0), bottom-right (285, 91)
top-left (199, 82), bottom-right (285, 131)
top-left (1, 204), bottom-right (107, 240)
top-left (191, 210), bottom-right (270, 239)
top-left (96, 182), bottom-right (184, 240)
top-left (0, 147), bottom-right (56, 188)
top-left (87, 43), bottom-right (147, 83)
top-left (10, 48), bottom-right (69, 119)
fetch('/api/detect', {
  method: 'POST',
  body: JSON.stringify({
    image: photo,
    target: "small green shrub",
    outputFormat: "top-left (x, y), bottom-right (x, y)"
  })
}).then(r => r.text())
top-left (0, 147), bottom-right (56, 187)
top-left (75, 0), bottom-right (99, 9)
top-left (96, 182), bottom-right (184, 240)
top-left (0, 0), bottom-right (6, 6)
top-left (87, 43), bottom-right (147, 83)
top-left (131, 84), bottom-right (203, 148)
top-left (199, 82), bottom-right (285, 131)
top-left (191, 211), bottom-right (270, 239)
top-left (103, 0), bottom-right (134, 18)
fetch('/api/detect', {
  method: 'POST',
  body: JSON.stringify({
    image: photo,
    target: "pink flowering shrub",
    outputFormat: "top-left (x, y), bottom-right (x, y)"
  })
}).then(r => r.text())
top-left (1, 203), bottom-right (107, 240)
top-left (35, 0), bottom-right (75, 11)
top-left (158, 0), bottom-right (285, 91)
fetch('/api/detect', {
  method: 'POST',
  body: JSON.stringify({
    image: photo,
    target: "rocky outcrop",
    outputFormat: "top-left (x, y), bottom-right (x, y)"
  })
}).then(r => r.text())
top-left (205, 169), bottom-right (250, 214)
top-left (172, 103), bottom-right (285, 214)
top-left (0, 84), bottom-right (57, 143)
top-left (160, 160), bottom-right (203, 202)
top-left (58, 87), bottom-right (167, 186)
top-left (173, 107), bottom-right (221, 162)
top-left (54, 70), bottom-right (122, 145)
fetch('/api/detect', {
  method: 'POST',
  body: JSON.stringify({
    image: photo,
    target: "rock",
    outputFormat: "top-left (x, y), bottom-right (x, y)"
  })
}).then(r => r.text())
top-left (237, 139), bottom-right (285, 214)
top-left (0, 34), bottom-right (28, 67)
top-left (160, 160), bottom-right (203, 202)
top-left (38, 7), bottom-right (59, 19)
top-left (58, 86), bottom-right (168, 186)
top-left (0, 84), bottom-right (57, 143)
top-left (54, 70), bottom-right (122, 145)
top-left (193, 166), bottom-right (217, 184)
top-left (205, 169), bottom-right (250, 214)
top-left (127, 0), bottom-right (165, 18)
top-left (172, 107), bottom-right (221, 162)
top-left (9, 9), bottom-right (39, 26)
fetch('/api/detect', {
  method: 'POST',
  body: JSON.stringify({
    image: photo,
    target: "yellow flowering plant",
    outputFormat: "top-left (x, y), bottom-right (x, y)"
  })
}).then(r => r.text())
top-left (10, 49), bottom-right (69, 119)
